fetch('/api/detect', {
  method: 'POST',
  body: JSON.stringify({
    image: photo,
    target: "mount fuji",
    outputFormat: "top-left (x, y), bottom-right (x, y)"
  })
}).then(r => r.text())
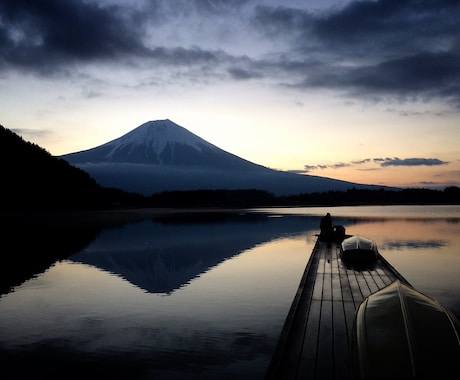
top-left (61, 119), bottom-right (382, 196)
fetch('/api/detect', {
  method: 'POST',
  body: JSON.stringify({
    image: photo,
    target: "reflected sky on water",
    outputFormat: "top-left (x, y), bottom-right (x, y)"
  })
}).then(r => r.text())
top-left (0, 206), bottom-right (459, 379)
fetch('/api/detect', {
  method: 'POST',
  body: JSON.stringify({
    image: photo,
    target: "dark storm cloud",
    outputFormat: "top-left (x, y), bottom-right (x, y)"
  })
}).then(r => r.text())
top-left (311, 0), bottom-right (459, 53)
top-left (254, 0), bottom-right (460, 106)
top-left (0, 0), bottom-right (234, 80)
top-left (0, 0), bottom-right (239, 77)
top-left (0, 0), bottom-right (150, 72)
top-left (304, 52), bottom-right (460, 103)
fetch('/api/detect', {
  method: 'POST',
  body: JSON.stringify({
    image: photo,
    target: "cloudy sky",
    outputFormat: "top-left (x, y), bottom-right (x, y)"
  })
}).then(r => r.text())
top-left (1, 0), bottom-right (459, 188)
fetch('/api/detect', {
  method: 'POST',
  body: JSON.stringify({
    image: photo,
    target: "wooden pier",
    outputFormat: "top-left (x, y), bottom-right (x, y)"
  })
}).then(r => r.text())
top-left (266, 237), bottom-right (409, 380)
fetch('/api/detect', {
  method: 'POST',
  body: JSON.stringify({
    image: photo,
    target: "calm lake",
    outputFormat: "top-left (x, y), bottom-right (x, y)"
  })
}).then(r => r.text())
top-left (1, 205), bottom-right (459, 379)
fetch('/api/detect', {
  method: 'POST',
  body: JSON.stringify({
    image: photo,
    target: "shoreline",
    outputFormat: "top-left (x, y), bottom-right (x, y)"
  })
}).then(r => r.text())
top-left (2, 203), bottom-right (460, 225)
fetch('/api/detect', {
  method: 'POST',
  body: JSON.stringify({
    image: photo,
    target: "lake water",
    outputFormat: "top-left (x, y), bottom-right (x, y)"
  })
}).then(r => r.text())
top-left (1, 206), bottom-right (459, 379)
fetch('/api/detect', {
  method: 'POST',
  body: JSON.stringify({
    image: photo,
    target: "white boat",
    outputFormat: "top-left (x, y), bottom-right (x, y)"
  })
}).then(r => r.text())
top-left (340, 235), bottom-right (378, 261)
top-left (352, 280), bottom-right (460, 379)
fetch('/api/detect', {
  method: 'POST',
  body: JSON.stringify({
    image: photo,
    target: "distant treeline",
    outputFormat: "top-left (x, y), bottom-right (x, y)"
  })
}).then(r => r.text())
top-left (146, 187), bottom-right (460, 208)
top-left (276, 186), bottom-right (460, 206)
top-left (1, 124), bottom-right (459, 211)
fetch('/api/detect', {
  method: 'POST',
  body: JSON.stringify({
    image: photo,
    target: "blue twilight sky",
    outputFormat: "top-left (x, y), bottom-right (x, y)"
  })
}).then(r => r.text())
top-left (1, 0), bottom-right (459, 188)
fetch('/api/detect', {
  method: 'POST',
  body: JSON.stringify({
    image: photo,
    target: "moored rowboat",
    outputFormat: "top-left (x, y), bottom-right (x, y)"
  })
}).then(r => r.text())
top-left (340, 235), bottom-right (379, 261)
top-left (352, 280), bottom-right (460, 379)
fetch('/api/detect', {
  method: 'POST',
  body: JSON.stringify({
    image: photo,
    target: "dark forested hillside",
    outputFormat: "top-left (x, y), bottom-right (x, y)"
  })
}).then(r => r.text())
top-left (0, 125), bottom-right (142, 211)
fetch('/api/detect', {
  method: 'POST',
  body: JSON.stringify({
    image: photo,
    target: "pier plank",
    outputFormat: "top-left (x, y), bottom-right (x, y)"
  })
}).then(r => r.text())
top-left (266, 237), bottom-right (410, 380)
top-left (297, 299), bottom-right (322, 379)
top-left (316, 298), bottom-right (334, 380)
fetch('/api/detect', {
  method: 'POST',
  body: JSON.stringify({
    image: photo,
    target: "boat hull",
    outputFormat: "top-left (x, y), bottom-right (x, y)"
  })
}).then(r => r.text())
top-left (340, 235), bottom-right (378, 261)
top-left (352, 280), bottom-right (460, 379)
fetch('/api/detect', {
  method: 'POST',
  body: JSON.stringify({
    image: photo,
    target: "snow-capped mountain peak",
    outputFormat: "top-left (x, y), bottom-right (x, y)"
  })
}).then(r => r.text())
top-left (102, 119), bottom-right (216, 160)
top-left (63, 119), bottom-right (225, 165)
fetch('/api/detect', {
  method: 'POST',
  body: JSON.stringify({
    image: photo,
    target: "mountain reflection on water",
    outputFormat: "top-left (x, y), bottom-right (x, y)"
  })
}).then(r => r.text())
top-left (70, 212), bottom-right (321, 294)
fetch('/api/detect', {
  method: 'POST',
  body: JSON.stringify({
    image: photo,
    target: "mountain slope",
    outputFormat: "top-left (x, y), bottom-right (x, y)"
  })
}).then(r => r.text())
top-left (61, 119), bottom-right (384, 196)
top-left (63, 119), bottom-right (266, 170)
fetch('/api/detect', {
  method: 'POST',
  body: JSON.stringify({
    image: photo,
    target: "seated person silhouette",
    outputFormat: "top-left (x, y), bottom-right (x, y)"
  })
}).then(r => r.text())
top-left (320, 212), bottom-right (334, 240)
